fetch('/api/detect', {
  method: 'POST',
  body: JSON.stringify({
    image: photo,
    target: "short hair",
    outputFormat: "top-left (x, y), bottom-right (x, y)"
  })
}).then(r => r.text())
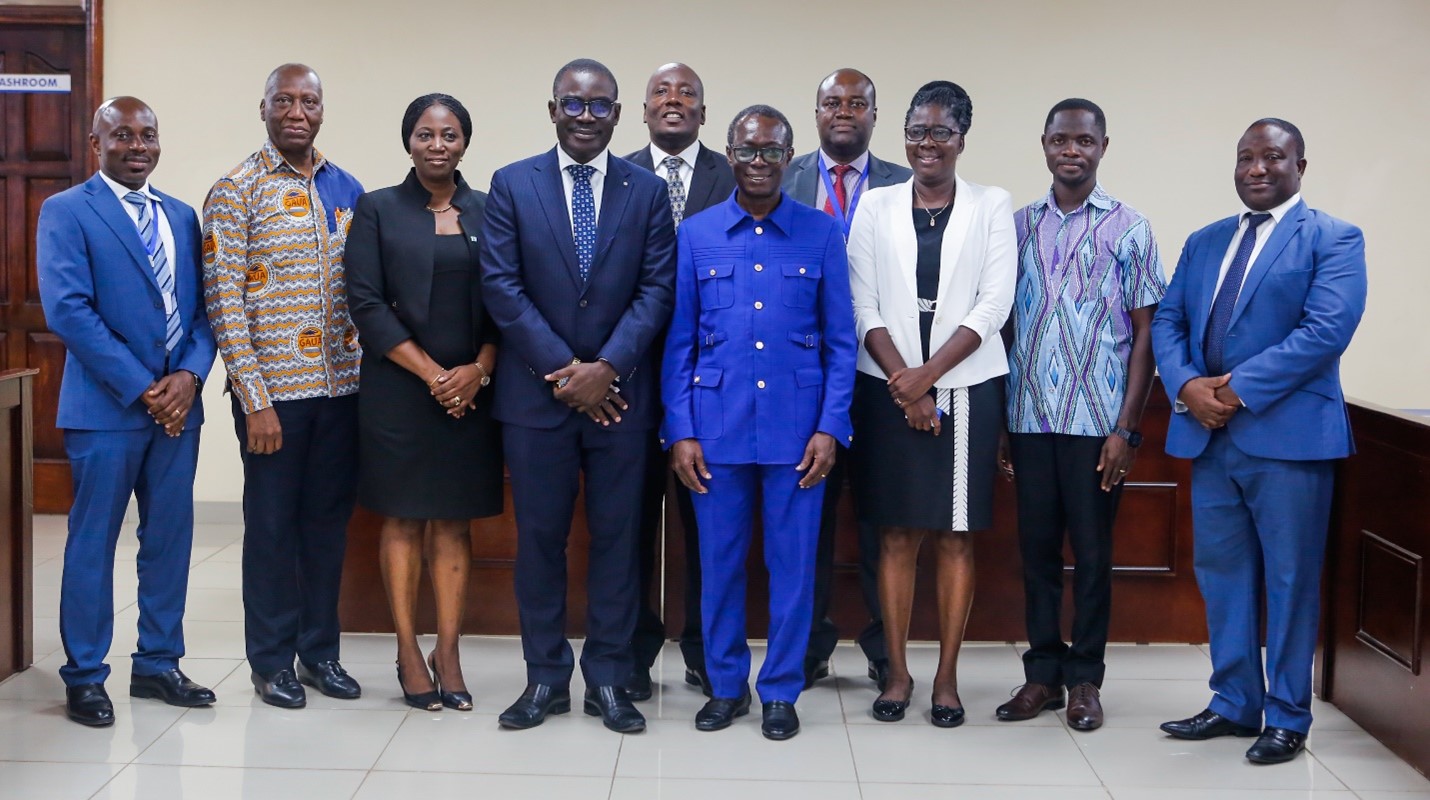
top-left (401, 94), bottom-right (473, 153)
top-left (727, 104), bottom-right (793, 149)
top-left (817, 67), bottom-right (877, 108)
top-left (264, 63), bottom-right (320, 98)
top-left (552, 58), bottom-right (618, 99)
top-left (904, 80), bottom-right (972, 134)
top-left (1045, 98), bottom-right (1106, 137)
top-left (1249, 117), bottom-right (1306, 159)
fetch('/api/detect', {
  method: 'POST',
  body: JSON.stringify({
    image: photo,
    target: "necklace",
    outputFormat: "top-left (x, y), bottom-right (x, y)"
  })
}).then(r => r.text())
top-left (425, 203), bottom-right (454, 214)
top-left (912, 182), bottom-right (954, 227)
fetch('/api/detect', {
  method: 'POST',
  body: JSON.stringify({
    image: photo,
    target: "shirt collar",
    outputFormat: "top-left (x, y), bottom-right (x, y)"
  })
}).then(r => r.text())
top-left (260, 139), bottom-right (328, 176)
top-left (818, 148), bottom-right (870, 175)
top-left (1037, 183), bottom-right (1115, 215)
top-left (557, 145), bottom-right (609, 176)
top-left (650, 140), bottom-right (701, 170)
top-left (1240, 192), bottom-right (1301, 224)
top-left (721, 189), bottom-right (796, 235)
top-left (98, 170), bottom-right (159, 204)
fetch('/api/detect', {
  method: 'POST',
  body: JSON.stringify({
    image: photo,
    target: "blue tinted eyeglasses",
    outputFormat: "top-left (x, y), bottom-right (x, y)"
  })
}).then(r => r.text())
top-left (555, 96), bottom-right (615, 119)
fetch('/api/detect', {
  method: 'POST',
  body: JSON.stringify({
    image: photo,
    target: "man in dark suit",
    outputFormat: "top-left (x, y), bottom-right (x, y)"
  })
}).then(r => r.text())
top-left (482, 58), bottom-right (677, 734)
top-left (1152, 119), bottom-right (1367, 764)
top-left (621, 62), bottom-right (736, 700)
top-left (37, 97), bottom-right (217, 726)
top-left (782, 67), bottom-right (911, 689)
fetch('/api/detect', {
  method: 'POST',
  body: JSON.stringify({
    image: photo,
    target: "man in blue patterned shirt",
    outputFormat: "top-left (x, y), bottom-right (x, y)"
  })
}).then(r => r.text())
top-left (997, 99), bottom-right (1166, 731)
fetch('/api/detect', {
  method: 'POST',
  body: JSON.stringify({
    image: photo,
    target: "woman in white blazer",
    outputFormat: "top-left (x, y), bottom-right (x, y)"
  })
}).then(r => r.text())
top-left (846, 81), bottom-right (1015, 728)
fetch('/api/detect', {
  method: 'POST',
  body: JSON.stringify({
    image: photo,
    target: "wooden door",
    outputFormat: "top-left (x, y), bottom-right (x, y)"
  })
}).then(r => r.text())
top-left (0, 4), bottom-right (100, 514)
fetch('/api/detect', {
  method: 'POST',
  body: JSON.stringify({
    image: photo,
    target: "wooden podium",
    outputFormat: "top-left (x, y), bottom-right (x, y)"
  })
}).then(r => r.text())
top-left (0, 369), bottom-right (37, 683)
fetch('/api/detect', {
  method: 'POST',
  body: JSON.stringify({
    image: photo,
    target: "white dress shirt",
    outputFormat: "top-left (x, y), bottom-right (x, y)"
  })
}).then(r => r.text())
top-left (814, 149), bottom-right (871, 211)
top-left (556, 146), bottom-right (609, 234)
top-left (99, 170), bottom-right (177, 318)
top-left (1214, 192), bottom-right (1302, 295)
top-left (648, 140), bottom-right (700, 195)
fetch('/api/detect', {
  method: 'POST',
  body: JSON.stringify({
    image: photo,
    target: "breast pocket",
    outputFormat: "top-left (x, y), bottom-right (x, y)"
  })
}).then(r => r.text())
top-left (693, 366), bottom-right (723, 439)
top-left (781, 263), bottom-right (821, 308)
top-left (696, 263), bottom-right (735, 309)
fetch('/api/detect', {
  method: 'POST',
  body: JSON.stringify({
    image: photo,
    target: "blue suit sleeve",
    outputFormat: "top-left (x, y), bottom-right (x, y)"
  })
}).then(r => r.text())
top-left (660, 230), bottom-right (699, 446)
top-left (171, 205), bottom-right (217, 383)
top-left (479, 168), bottom-right (577, 374)
top-left (1151, 235), bottom-right (1200, 406)
top-left (817, 222), bottom-right (857, 444)
top-left (37, 199), bottom-right (156, 407)
top-left (596, 183), bottom-right (677, 376)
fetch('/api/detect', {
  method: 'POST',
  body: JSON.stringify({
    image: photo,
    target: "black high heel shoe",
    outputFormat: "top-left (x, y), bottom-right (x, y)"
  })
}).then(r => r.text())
top-left (872, 679), bottom-right (914, 722)
top-left (429, 652), bottom-right (473, 711)
top-left (397, 661), bottom-right (441, 711)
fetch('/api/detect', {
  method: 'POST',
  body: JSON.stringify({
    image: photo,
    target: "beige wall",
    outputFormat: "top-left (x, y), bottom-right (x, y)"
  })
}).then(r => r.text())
top-left (102, 0), bottom-right (1429, 502)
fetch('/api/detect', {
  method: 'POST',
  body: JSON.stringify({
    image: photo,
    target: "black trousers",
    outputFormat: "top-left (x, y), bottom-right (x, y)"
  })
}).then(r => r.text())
top-left (1009, 432), bottom-right (1123, 688)
top-left (632, 431), bottom-right (704, 673)
top-left (504, 415), bottom-right (645, 687)
top-left (234, 394), bottom-right (359, 677)
top-left (807, 446), bottom-right (886, 666)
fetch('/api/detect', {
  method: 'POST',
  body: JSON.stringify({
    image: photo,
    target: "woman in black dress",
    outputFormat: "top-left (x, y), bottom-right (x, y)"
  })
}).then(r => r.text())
top-left (846, 81), bottom-right (1016, 727)
top-left (346, 94), bottom-right (502, 711)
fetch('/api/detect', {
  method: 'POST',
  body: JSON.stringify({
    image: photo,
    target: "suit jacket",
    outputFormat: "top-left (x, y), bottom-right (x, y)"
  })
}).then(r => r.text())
top-left (782, 151), bottom-right (913, 208)
top-left (37, 173), bottom-right (216, 431)
top-left (847, 175), bottom-right (1016, 389)
top-left (623, 142), bottom-right (736, 220)
top-left (1151, 199), bottom-right (1367, 461)
top-left (347, 169), bottom-right (493, 360)
top-left (481, 147), bottom-right (677, 430)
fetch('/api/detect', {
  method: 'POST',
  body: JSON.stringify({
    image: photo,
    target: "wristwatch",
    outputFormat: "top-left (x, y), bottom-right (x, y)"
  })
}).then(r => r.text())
top-left (1111, 426), bottom-right (1143, 448)
top-left (473, 361), bottom-right (491, 387)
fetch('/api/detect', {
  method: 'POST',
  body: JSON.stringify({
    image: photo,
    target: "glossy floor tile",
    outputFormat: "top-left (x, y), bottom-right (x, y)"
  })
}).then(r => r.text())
top-left (4, 515), bottom-right (1430, 799)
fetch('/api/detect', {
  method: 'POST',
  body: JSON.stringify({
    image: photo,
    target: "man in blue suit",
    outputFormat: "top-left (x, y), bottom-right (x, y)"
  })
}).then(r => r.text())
top-left (663, 106), bottom-right (856, 740)
top-left (481, 58), bottom-right (676, 734)
top-left (37, 97), bottom-right (217, 726)
top-left (1152, 119), bottom-right (1367, 764)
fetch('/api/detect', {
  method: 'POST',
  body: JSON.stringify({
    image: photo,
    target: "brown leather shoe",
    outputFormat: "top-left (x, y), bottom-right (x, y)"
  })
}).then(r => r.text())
top-left (1066, 682), bottom-right (1103, 731)
top-left (996, 682), bottom-right (1065, 721)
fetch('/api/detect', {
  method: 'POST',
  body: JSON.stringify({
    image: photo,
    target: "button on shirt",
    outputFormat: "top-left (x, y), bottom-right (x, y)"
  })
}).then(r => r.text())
top-left (1214, 192), bottom-right (1302, 295)
top-left (556, 146), bottom-right (608, 231)
top-left (1007, 185), bottom-right (1166, 436)
top-left (99, 171), bottom-right (177, 318)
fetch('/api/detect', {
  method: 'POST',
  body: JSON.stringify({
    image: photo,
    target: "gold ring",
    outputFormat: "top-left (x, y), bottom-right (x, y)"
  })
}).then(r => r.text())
top-left (1118, 469), bottom-right (1127, 474)
top-left (453, 396), bottom-right (461, 406)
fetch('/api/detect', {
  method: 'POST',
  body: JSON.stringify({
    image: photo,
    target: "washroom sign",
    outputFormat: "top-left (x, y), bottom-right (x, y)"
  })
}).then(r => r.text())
top-left (0, 74), bottom-right (71, 93)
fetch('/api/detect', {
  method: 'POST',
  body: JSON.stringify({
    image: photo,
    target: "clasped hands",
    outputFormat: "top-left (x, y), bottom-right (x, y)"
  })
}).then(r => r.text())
top-left (671, 432), bottom-right (836, 494)
top-left (428, 362), bottom-right (487, 419)
top-left (546, 360), bottom-right (627, 426)
top-left (142, 372), bottom-right (197, 438)
top-left (888, 365), bottom-right (941, 435)
top-left (1179, 374), bottom-right (1242, 430)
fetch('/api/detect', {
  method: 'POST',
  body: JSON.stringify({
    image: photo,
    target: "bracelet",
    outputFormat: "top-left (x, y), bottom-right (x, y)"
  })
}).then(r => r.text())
top-left (473, 360), bottom-right (491, 387)
top-left (426, 371), bottom-right (444, 388)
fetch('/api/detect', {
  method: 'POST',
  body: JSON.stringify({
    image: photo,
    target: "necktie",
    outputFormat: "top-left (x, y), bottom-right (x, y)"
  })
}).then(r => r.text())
top-left (824, 163), bottom-right (853, 217)
top-left (662, 155), bottom-right (687, 229)
top-left (568, 164), bottom-right (597, 281)
top-left (1203, 212), bottom-right (1272, 375)
top-left (124, 191), bottom-right (182, 352)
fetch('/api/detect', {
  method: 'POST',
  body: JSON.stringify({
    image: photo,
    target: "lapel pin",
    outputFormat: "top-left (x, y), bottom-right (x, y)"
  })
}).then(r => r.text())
top-left (469, 235), bottom-right (478, 242)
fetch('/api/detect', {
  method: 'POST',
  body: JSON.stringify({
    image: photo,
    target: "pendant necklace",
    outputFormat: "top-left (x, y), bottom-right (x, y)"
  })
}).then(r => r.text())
top-left (912, 182), bottom-right (953, 227)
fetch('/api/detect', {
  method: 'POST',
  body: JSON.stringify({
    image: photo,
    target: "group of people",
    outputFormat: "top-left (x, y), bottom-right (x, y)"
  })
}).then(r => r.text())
top-left (35, 56), bottom-right (1366, 766)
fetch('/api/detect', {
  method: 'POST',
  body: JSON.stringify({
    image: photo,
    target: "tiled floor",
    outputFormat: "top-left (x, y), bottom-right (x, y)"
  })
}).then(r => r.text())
top-left (5, 515), bottom-right (1430, 799)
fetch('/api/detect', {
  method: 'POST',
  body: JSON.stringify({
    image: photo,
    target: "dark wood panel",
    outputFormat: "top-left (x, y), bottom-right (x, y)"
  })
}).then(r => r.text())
top-left (25, 177), bottom-right (68, 305)
top-left (1355, 531), bottom-right (1422, 673)
top-left (0, 370), bottom-right (37, 683)
top-left (21, 50), bottom-right (71, 162)
top-left (24, 331), bottom-right (64, 462)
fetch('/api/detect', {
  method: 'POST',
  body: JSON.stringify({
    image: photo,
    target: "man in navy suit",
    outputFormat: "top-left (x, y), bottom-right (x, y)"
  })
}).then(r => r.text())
top-left (37, 97), bottom-right (217, 726)
top-left (663, 105), bottom-right (856, 740)
top-left (482, 58), bottom-right (676, 734)
top-left (621, 62), bottom-right (736, 700)
top-left (1152, 119), bottom-right (1367, 764)
top-left (783, 68), bottom-right (911, 690)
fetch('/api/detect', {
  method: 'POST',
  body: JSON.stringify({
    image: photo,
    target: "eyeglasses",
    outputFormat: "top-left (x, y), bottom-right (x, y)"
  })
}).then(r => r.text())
top-left (904, 125), bottom-right (961, 143)
top-left (555, 96), bottom-right (615, 119)
top-left (729, 146), bottom-right (788, 164)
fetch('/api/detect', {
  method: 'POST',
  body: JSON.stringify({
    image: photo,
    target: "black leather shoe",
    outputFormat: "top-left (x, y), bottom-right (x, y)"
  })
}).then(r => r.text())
top-left (1160, 708), bottom-right (1260, 740)
top-left (130, 669), bottom-right (216, 707)
top-left (1246, 726), bottom-right (1307, 764)
top-left (297, 660), bottom-right (361, 699)
top-left (626, 666), bottom-right (653, 702)
top-left (498, 683), bottom-right (570, 729)
top-left (695, 688), bottom-right (751, 732)
top-left (684, 667), bottom-right (713, 698)
top-left (65, 684), bottom-right (114, 727)
top-left (252, 669), bottom-right (306, 709)
top-left (868, 659), bottom-right (890, 691)
top-left (584, 685), bottom-right (646, 733)
top-left (761, 700), bottom-right (800, 740)
top-left (802, 658), bottom-right (830, 690)
top-left (931, 703), bottom-right (965, 728)
top-left (872, 679), bottom-right (913, 722)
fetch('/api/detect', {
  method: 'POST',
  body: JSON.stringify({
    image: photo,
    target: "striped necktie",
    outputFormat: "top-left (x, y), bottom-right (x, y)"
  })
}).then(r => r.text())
top-left (124, 191), bottom-right (182, 352)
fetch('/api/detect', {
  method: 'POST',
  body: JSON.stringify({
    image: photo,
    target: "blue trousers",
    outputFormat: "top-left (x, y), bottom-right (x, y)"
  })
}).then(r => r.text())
top-left (60, 426), bottom-right (199, 686)
top-left (692, 463), bottom-right (823, 703)
top-left (1193, 430), bottom-right (1334, 734)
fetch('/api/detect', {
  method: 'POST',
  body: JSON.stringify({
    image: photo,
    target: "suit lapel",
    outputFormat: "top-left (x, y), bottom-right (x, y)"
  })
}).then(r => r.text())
top-left (892, 182), bottom-right (919, 301)
top-left (686, 145), bottom-right (721, 214)
top-left (86, 179), bottom-right (161, 295)
top-left (1193, 218), bottom-right (1239, 347)
top-left (154, 190), bottom-right (193, 323)
top-left (936, 175), bottom-right (975, 306)
top-left (790, 156), bottom-right (819, 207)
top-left (589, 156), bottom-right (632, 282)
top-left (532, 151), bottom-right (582, 288)
top-left (1228, 201), bottom-right (1306, 329)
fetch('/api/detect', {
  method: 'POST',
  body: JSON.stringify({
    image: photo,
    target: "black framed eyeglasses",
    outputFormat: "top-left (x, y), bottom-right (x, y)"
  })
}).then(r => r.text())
top-left (555, 96), bottom-right (616, 119)
top-left (730, 146), bottom-right (788, 164)
top-left (904, 125), bottom-right (961, 143)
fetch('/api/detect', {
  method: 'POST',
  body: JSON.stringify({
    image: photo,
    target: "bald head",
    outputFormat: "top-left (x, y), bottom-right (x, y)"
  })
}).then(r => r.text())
top-left (91, 95), bottom-right (154, 135)
top-left (642, 62), bottom-right (707, 154)
top-left (814, 68), bottom-right (878, 162)
top-left (264, 62), bottom-right (321, 98)
top-left (90, 96), bottom-right (160, 190)
top-left (260, 63), bottom-right (325, 163)
top-left (817, 68), bottom-right (876, 107)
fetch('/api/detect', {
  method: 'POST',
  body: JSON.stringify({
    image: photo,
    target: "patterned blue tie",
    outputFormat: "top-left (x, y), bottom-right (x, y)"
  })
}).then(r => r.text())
top-left (124, 191), bottom-right (182, 352)
top-left (662, 155), bottom-right (687, 229)
top-left (1204, 212), bottom-right (1272, 375)
top-left (568, 164), bottom-right (597, 281)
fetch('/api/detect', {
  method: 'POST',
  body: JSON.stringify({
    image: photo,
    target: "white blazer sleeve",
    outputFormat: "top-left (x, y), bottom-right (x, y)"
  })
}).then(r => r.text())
top-left (847, 196), bottom-right (886, 346)
top-left (955, 188), bottom-right (1016, 344)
